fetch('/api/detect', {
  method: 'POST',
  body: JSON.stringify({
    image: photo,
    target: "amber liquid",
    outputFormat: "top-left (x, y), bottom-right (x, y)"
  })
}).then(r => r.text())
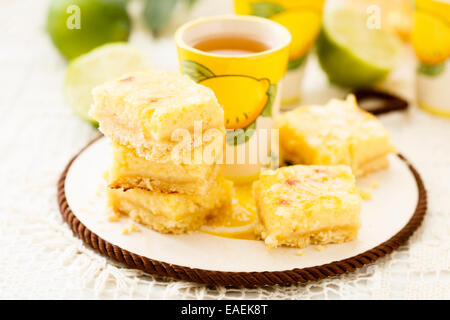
top-left (193, 35), bottom-right (270, 56)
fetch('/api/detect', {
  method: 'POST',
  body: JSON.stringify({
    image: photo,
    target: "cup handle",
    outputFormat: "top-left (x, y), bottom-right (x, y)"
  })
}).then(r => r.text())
top-left (353, 88), bottom-right (408, 115)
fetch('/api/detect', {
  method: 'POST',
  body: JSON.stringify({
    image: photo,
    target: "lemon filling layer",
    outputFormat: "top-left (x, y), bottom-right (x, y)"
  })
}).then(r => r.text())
top-left (276, 95), bottom-right (395, 176)
top-left (109, 142), bottom-right (219, 194)
top-left (253, 165), bottom-right (361, 249)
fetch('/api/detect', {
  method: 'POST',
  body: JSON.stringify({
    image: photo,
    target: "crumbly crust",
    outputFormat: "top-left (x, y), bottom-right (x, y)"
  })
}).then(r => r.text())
top-left (107, 176), bottom-right (233, 234)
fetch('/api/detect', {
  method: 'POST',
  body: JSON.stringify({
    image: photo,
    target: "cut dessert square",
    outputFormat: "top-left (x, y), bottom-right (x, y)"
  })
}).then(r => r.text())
top-left (108, 142), bottom-right (219, 195)
top-left (108, 176), bottom-right (233, 234)
top-left (253, 165), bottom-right (361, 248)
top-left (276, 95), bottom-right (395, 177)
top-left (90, 70), bottom-right (225, 161)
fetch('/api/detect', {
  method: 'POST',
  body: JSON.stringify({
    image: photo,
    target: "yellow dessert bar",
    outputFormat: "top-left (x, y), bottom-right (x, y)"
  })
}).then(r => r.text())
top-left (90, 70), bottom-right (225, 161)
top-left (276, 95), bottom-right (395, 177)
top-left (253, 165), bottom-right (361, 249)
top-left (109, 143), bottom-right (219, 195)
top-left (108, 176), bottom-right (233, 234)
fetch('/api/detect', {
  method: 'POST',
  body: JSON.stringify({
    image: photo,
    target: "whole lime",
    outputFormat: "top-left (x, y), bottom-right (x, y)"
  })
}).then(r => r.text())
top-left (46, 0), bottom-right (131, 60)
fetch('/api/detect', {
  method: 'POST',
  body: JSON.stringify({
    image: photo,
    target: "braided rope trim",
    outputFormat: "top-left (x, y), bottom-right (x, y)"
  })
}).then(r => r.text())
top-left (57, 136), bottom-right (427, 287)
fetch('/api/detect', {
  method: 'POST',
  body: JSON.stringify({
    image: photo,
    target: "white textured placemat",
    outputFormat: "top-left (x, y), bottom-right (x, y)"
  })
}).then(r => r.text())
top-left (0, 0), bottom-right (448, 299)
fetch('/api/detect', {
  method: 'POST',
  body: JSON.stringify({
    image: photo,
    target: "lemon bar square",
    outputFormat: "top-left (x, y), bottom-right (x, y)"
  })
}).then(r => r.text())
top-left (108, 176), bottom-right (233, 234)
top-left (253, 165), bottom-right (361, 248)
top-left (90, 70), bottom-right (225, 160)
top-left (276, 95), bottom-right (395, 177)
top-left (108, 143), bottom-right (219, 195)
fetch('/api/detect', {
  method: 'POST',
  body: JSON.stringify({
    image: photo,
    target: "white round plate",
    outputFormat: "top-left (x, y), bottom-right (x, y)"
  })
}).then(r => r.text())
top-left (63, 137), bottom-right (423, 273)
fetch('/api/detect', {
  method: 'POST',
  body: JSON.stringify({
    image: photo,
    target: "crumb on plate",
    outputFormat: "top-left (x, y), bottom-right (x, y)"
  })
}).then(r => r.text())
top-left (122, 222), bottom-right (141, 235)
top-left (370, 179), bottom-right (379, 189)
top-left (358, 187), bottom-right (372, 200)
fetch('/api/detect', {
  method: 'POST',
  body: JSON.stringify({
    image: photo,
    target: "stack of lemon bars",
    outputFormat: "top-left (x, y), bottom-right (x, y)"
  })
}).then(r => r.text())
top-left (90, 71), bottom-right (232, 234)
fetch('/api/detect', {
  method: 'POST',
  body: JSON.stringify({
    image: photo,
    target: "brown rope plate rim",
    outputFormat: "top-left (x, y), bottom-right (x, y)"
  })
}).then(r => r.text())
top-left (57, 136), bottom-right (427, 287)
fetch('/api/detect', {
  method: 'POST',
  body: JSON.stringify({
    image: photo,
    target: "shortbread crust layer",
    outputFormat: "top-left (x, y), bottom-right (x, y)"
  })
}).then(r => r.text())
top-left (108, 176), bottom-right (233, 234)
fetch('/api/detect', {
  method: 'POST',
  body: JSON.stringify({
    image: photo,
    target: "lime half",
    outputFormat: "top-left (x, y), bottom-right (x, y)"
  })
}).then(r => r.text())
top-left (317, 9), bottom-right (401, 88)
top-left (65, 43), bottom-right (150, 125)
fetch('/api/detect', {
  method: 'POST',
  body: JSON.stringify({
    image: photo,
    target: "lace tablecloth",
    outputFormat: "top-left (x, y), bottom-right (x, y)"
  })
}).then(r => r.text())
top-left (0, 0), bottom-right (448, 299)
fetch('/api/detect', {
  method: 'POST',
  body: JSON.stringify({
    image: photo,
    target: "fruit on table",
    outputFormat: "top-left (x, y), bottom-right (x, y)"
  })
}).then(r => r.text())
top-left (46, 0), bottom-right (131, 60)
top-left (65, 43), bottom-right (149, 125)
top-left (412, 11), bottom-right (450, 65)
top-left (316, 9), bottom-right (401, 88)
top-left (200, 76), bottom-right (270, 129)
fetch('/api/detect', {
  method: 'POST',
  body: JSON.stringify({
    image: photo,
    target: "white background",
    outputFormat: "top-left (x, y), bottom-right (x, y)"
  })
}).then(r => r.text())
top-left (0, 0), bottom-right (448, 299)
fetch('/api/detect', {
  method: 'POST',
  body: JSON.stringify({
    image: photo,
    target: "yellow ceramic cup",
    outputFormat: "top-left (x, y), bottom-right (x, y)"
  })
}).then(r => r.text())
top-left (412, 0), bottom-right (450, 117)
top-left (175, 15), bottom-right (290, 182)
top-left (234, 0), bottom-right (325, 108)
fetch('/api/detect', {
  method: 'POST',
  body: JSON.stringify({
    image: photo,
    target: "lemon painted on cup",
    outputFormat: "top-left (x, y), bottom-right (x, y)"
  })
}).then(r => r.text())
top-left (412, 0), bottom-right (450, 116)
top-left (271, 10), bottom-right (321, 66)
top-left (412, 12), bottom-right (450, 66)
top-left (182, 60), bottom-right (273, 131)
top-left (234, 0), bottom-right (325, 107)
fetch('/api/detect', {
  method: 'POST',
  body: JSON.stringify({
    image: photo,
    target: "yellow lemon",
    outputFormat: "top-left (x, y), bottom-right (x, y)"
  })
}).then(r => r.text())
top-left (271, 10), bottom-right (321, 60)
top-left (416, 0), bottom-right (450, 25)
top-left (412, 11), bottom-right (450, 65)
top-left (237, 0), bottom-right (325, 17)
top-left (281, 0), bottom-right (324, 13)
top-left (200, 76), bottom-right (270, 129)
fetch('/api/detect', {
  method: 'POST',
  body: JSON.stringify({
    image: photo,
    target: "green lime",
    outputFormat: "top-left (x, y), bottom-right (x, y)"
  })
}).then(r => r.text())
top-left (46, 0), bottom-right (131, 60)
top-left (317, 9), bottom-right (401, 88)
top-left (65, 43), bottom-right (150, 124)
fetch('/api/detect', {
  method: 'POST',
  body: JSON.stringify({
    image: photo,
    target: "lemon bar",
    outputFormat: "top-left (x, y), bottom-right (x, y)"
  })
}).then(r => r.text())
top-left (253, 165), bottom-right (361, 248)
top-left (109, 143), bottom-right (219, 195)
top-left (276, 95), bottom-right (395, 177)
top-left (90, 70), bottom-right (225, 161)
top-left (108, 176), bottom-right (233, 234)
